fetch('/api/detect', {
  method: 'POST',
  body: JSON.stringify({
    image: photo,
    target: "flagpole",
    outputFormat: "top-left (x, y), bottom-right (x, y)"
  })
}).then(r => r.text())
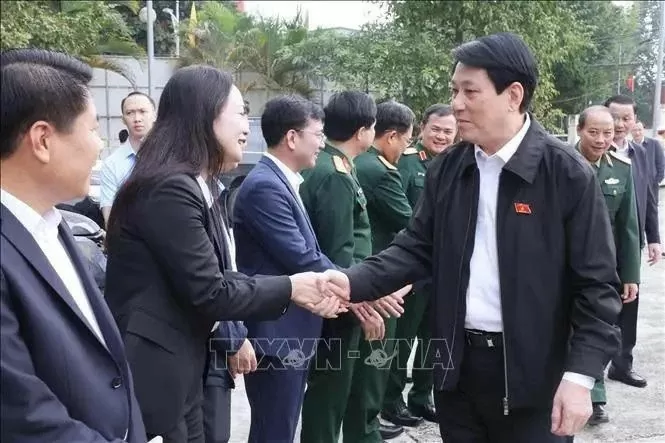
top-left (146, 0), bottom-right (155, 99)
top-left (652, 0), bottom-right (665, 133)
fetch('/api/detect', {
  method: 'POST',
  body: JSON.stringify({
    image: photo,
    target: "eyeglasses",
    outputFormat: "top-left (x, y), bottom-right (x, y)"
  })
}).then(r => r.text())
top-left (297, 129), bottom-right (326, 143)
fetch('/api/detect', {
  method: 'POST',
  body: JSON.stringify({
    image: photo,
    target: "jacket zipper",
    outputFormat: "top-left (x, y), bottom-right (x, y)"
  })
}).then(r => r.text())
top-left (498, 175), bottom-right (510, 416)
top-left (501, 309), bottom-right (510, 415)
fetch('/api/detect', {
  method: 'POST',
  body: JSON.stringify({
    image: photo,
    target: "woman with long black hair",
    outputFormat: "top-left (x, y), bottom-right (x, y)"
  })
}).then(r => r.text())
top-left (104, 65), bottom-right (346, 442)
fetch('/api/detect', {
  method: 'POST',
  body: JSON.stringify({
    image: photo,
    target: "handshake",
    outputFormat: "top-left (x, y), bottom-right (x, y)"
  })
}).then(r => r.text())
top-left (288, 270), bottom-right (411, 320)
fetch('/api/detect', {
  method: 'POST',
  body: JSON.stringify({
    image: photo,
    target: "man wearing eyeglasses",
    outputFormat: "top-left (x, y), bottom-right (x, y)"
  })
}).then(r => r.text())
top-left (232, 95), bottom-right (337, 443)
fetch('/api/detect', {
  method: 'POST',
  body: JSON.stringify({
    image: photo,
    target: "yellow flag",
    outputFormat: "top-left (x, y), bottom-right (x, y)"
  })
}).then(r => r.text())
top-left (188, 2), bottom-right (198, 47)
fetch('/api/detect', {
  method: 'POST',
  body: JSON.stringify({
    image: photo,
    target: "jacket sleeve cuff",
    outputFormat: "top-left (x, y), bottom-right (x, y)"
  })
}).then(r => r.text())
top-left (562, 372), bottom-right (595, 389)
top-left (344, 267), bottom-right (376, 302)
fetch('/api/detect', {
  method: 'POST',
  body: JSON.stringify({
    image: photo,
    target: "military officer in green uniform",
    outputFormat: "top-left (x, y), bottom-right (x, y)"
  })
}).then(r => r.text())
top-left (576, 105), bottom-right (640, 426)
top-left (353, 100), bottom-right (417, 439)
top-left (300, 91), bottom-right (405, 442)
top-left (382, 104), bottom-right (458, 425)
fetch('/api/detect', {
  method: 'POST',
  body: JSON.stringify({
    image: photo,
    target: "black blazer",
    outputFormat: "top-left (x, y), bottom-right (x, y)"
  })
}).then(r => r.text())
top-left (104, 173), bottom-right (292, 435)
top-left (1, 204), bottom-right (146, 443)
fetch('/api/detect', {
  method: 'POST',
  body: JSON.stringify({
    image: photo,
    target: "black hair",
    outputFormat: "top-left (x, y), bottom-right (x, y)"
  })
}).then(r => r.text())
top-left (121, 91), bottom-right (156, 113)
top-left (452, 32), bottom-right (538, 113)
top-left (323, 91), bottom-right (376, 142)
top-left (261, 95), bottom-right (324, 147)
top-left (578, 105), bottom-right (613, 129)
top-left (421, 104), bottom-right (454, 126)
top-left (109, 65), bottom-right (235, 233)
top-left (603, 95), bottom-right (637, 115)
top-left (375, 100), bottom-right (415, 138)
top-left (118, 129), bottom-right (129, 143)
top-left (1, 48), bottom-right (92, 159)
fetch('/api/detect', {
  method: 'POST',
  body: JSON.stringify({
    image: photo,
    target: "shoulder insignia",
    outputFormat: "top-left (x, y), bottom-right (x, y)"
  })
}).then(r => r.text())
top-left (403, 147), bottom-right (418, 155)
top-left (378, 155), bottom-right (397, 170)
top-left (333, 156), bottom-right (349, 174)
top-left (608, 150), bottom-right (631, 165)
top-left (419, 151), bottom-right (428, 161)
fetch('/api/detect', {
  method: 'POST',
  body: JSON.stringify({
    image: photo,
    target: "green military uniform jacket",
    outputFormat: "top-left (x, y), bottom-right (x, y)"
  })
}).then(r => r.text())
top-left (397, 142), bottom-right (432, 208)
top-left (355, 147), bottom-right (413, 254)
top-left (300, 143), bottom-right (372, 266)
top-left (582, 149), bottom-right (641, 284)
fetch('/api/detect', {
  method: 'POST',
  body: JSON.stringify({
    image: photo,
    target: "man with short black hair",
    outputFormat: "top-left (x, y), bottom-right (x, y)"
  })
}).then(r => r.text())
top-left (353, 100), bottom-right (417, 438)
top-left (324, 33), bottom-right (623, 441)
top-left (100, 91), bottom-right (156, 224)
top-left (603, 95), bottom-right (660, 388)
top-left (231, 94), bottom-right (336, 442)
top-left (383, 104), bottom-right (458, 426)
top-left (1, 48), bottom-right (146, 442)
top-left (300, 91), bottom-right (405, 442)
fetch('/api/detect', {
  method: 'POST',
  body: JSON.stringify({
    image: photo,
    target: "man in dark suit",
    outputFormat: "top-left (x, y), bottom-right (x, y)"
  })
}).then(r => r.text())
top-left (232, 95), bottom-right (336, 442)
top-left (604, 96), bottom-right (661, 388)
top-left (0, 49), bottom-right (147, 442)
top-left (632, 121), bottom-right (665, 189)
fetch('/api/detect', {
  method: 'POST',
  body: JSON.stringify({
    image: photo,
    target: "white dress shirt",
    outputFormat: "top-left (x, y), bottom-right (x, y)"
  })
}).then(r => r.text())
top-left (264, 152), bottom-right (306, 210)
top-left (463, 116), bottom-right (593, 389)
top-left (1, 189), bottom-right (107, 347)
top-left (196, 176), bottom-right (236, 272)
top-left (465, 115), bottom-right (531, 332)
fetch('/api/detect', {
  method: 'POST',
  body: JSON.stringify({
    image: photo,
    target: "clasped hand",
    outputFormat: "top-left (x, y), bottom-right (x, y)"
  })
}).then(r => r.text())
top-left (289, 271), bottom-right (351, 318)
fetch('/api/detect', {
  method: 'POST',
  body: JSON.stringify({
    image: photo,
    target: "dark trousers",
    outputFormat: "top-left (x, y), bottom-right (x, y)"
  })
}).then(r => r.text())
top-left (245, 355), bottom-right (310, 443)
top-left (202, 383), bottom-right (231, 443)
top-left (611, 294), bottom-right (639, 373)
top-left (434, 345), bottom-right (573, 443)
top-left (147, 385), bottom-right (204, 443)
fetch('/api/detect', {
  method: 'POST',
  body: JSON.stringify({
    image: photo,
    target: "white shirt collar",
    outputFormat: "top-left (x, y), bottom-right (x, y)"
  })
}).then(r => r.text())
top-left (1, 188), bottom-right (62, 238)
top-left (264, 152), bottom-right (304, 190)
top-left (196, 176), bottom-right (214, 209)
top-left (474, 114), bottom-right (531, 164)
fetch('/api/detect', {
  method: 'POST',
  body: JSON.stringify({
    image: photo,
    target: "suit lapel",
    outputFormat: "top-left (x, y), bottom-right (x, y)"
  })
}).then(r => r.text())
top-left (0, 205), bottom-right (116, 359)
top-left (58, 222), bottom-right (127, 364)
top-left (206, 204), bottom-right (231, 271)
top-left (259, 157), bottom-right (319, 247)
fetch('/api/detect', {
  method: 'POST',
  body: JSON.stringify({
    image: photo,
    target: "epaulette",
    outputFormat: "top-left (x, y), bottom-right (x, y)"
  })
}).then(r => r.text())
top-left (378, 155), bottom-right (397, 170)
top-left (403, 147), bottom-right (418, 155)
top-left (332, 156), bottom-right (349, 174)
top-left (608, 150), bottom-right (631, 165)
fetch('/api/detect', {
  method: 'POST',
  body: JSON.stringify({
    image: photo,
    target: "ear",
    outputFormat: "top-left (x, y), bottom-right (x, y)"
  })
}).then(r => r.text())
top-left (507, 82), bottom-right (525, 112)
top-left (27, 121), bottom-right (54, 164)
top-left (285, 129), bottom-right (298, 151)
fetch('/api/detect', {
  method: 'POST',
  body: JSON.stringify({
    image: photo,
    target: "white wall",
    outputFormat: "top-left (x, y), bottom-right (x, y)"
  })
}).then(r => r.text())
top-left (91, 56), bottom-right (339, 158)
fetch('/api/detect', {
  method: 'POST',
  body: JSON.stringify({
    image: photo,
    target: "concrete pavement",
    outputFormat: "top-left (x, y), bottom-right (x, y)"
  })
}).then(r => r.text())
top-left (229, 189), bottom-right (665, 442)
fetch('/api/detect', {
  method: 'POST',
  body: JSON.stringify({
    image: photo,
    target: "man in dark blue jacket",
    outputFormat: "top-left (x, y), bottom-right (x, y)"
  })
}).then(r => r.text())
top-left (232, 95), bottom-right (336, 442)
top-left (1, 49), bottom-right (146, 443)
